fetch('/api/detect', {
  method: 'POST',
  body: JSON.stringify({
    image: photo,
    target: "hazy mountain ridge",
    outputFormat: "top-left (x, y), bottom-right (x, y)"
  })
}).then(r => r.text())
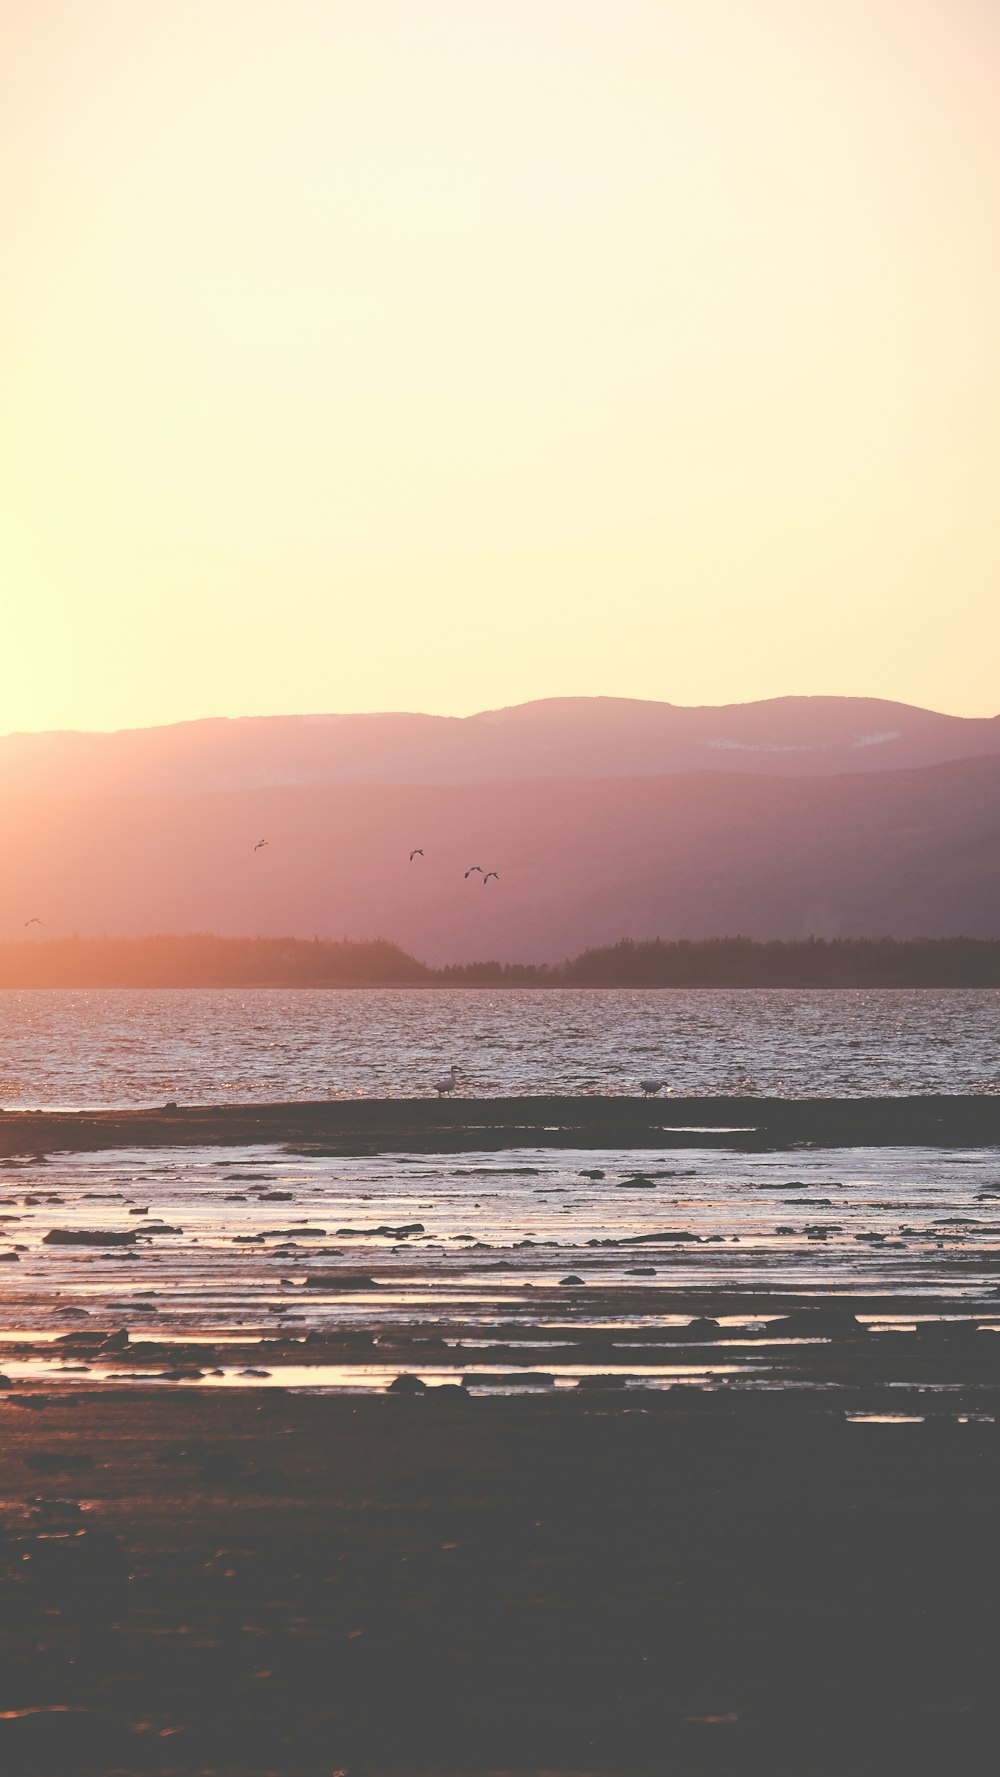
top-left (3, 752), bottom-right (999, 960)
top-left (2, 695), bottom-right (999, 796)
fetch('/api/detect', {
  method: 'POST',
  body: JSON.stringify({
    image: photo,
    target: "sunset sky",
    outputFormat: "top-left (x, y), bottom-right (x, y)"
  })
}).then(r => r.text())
top-left (3, 0), bottom-right (998, 734)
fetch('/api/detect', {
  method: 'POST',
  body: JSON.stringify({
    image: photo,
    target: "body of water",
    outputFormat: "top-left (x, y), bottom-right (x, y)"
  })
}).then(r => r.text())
top-left (0, 986), bottom-right (997, 1108)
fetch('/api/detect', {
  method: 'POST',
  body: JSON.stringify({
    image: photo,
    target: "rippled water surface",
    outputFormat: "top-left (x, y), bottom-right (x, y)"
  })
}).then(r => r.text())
top-left (0, 987), bottom-right (997, 1108)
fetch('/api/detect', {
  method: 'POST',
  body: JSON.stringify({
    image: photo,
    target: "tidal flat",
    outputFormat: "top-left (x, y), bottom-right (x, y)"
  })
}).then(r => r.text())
top-left (2, 1114), bottom-right (1000, 1772)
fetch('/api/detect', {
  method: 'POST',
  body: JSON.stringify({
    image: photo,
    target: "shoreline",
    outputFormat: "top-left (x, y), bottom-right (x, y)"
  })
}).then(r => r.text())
top-left (2, 1092), bottom-right (1000, 1157)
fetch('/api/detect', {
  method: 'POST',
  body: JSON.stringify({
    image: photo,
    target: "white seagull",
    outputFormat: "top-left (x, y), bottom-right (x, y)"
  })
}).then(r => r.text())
top-left (639, 1077), bottom-right (671, 1096)
top-left (434, 1065), bottom-right (461, 1097)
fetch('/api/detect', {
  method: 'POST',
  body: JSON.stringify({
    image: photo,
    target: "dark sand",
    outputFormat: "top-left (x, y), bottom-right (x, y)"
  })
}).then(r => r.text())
top-left (2, 1387), bottom-right (999, 1776)
top-left (3, 1093), bottom-right (1000, 1158)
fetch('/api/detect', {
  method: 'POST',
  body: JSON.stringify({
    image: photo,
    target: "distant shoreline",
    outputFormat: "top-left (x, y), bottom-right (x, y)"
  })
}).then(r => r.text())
top-left (4, 933), bottom-right (1000, 989)
top-left (3, 979), bottom-right (1000, 991)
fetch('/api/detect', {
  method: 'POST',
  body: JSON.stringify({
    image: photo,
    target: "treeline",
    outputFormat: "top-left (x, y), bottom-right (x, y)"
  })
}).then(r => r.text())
top-left (0, 935), bottom-right (430, 988)
top-left (2, 933), bottom-right (1000, 987)
top-left (554, 936), bottom-right (1000, 988)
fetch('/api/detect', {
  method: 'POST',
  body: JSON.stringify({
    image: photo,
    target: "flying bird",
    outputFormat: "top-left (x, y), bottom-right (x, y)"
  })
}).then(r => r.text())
top-left (639, 1077), bottom-right (671, 1097)
top-left (483, 872), bottom-right (499, 884)
top-left (409, 849), bottom-right (424, 862)
top-left (253, 840), bottom-right (268, 853)
top-left (24, 917), bottom-right (42, 927)
top-left (434, 1065), bottom-right (461, 1097)
top-left (464, 865), bottom-right (484, 878)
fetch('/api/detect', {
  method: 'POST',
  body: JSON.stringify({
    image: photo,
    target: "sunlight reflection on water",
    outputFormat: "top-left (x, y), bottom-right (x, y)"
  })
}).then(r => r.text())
top-left (0, 986), bottom-right (998, 1107)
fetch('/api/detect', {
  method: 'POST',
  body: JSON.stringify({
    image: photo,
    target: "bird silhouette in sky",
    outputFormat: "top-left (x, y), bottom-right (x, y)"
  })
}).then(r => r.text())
top-left (24, 916), bottom-right (42, 927)
top-left (253, 840), bottom-right (268, 853)
top-left (464, 865), bottom-right (484, 878)
top-left (409, 849), bottom-right (424, 862)
top-left (483, 872), bottom-right (499, 884)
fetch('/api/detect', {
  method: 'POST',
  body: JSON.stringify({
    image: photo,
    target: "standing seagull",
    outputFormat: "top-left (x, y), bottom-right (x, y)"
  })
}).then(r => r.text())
top-left (253, 840), bottom-right (268, 854)
top-left (464, 865), bottom-right (484, 879)
top-left (639, 1077), bottom-right (671, 1096)
top-left (409, 849), bottom-right (424, 862)
top-left (434, 1065), bottom-right (461, 1097)
top-left (483, 871), bottom-right (499, 884)
top-left (24, 917), bottom-right (42, 927)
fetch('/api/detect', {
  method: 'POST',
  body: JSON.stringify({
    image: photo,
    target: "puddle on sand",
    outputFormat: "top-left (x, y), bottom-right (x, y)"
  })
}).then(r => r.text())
top-left (846, 1414), bottom-right (926, 1424)
top-left (0, 1356), bottom-right (749, 1393)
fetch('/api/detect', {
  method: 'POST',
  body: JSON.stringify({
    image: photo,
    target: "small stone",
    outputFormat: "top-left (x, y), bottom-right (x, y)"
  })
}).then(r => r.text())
top-left (620, 1230), bottom-right (699, 1245)
top-left (43, 1229), bottom-right (137, 1247)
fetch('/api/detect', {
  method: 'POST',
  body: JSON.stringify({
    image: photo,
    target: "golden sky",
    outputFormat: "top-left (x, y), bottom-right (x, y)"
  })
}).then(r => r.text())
top-left (3, 0), bottom-right (998, 732)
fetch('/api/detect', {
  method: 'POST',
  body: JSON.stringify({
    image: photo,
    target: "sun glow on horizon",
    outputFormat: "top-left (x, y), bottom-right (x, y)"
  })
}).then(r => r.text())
top-left (2, 0), bottom-right (999, 732)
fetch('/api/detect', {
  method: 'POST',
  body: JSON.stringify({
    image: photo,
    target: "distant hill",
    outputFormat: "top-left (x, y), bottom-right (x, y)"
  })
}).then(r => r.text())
top-left (3, 752), bottom-right (999, 961)
top-left (2, 695), bottom-right (999, 796)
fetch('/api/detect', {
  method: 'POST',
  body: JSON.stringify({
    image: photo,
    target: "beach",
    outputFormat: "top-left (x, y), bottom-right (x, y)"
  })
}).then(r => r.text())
top-left (1, 1103), bottom-right (999, 1770)
top-left (2, 1388), bottom-right (999, 1775)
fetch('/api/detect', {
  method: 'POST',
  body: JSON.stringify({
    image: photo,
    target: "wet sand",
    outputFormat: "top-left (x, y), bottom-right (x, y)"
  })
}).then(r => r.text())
top-left (2, 1387), bottom-right (999, 1775)
top-left (4, 1140), bottom-right (1000, 1401)
top-left (3, 1125), bottom-right (1000, 1771)
top-left (3, 1092), bottom-right (1000, 1158)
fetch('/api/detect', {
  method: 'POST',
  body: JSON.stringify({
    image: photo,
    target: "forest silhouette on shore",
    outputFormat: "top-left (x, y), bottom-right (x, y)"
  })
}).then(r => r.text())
top-left (3, 933), bottom-right (1000, 988)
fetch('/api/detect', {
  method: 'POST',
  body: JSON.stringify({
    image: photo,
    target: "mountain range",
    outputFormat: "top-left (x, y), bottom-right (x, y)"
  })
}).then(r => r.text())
top-left (3, 696), bottom-right (999, 796)
top-left (2, 696), bottom-right (998, 961)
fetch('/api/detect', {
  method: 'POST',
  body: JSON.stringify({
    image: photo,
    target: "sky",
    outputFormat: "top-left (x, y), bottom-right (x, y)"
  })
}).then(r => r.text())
top-left (2, 0), bottom-right (999, 734)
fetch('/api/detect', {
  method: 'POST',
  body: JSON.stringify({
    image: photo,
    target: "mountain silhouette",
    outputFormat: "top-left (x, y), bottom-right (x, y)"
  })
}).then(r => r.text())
top-left (2, 695), bottom-right (999, 798)
top-left (2, 708), bottom-right (998, 960)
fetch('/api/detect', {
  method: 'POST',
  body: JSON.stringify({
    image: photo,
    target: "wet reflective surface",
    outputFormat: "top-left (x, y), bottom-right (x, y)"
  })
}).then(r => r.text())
top-left (3, 1140), bottom-right (1000, 1401)
top-left (1, 985), bottom-right (998, 1107)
